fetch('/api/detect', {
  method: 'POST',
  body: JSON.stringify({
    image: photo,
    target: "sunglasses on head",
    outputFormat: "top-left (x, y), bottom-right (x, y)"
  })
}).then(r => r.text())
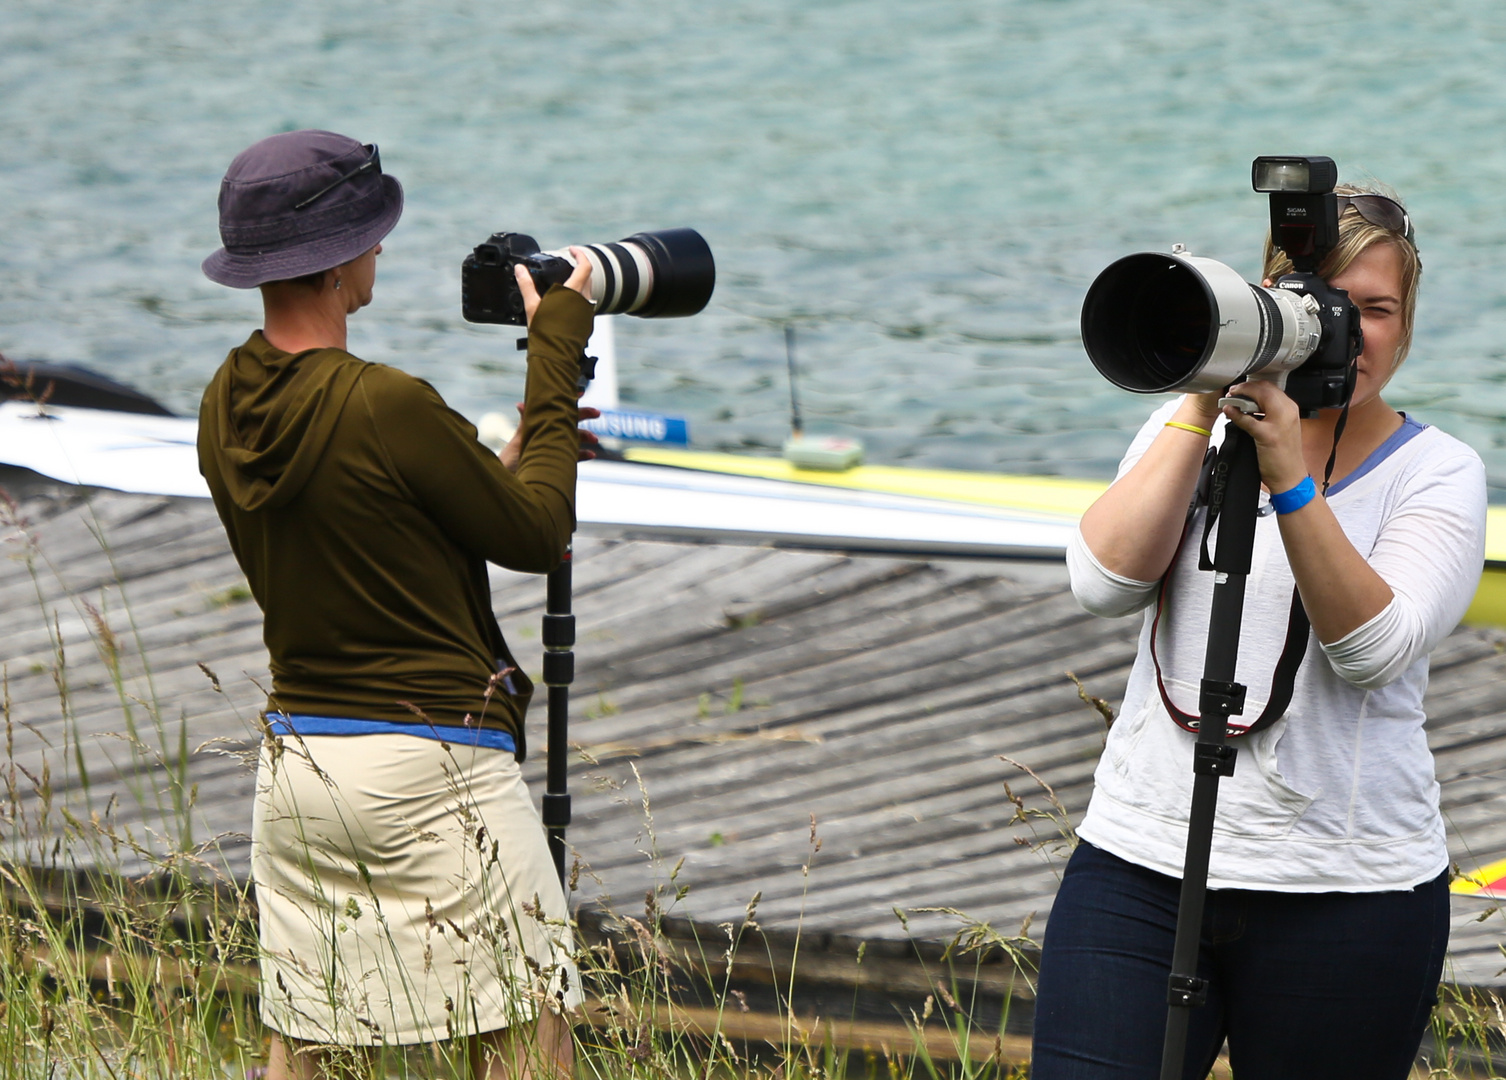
top-left (293, 144), bottom-right (381, 211)
top-left (1336, 193), bottom-right (1416, 250)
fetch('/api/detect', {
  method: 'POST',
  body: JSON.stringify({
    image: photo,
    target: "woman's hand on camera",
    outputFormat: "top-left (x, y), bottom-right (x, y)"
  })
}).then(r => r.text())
top-left (513, 246), bottom-right (595, 328)
top-left (1222, 378), bottom-right (1396, 644)
top-left (1222, 380), bottom-right (1307, 493)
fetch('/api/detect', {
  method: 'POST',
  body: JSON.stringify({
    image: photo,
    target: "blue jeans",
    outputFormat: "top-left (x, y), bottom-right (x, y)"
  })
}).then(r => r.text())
top-left (1031, 841), bottom-right (1449, 1079)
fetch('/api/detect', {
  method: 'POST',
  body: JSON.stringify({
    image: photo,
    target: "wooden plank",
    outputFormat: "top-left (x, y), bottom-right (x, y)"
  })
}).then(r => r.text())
top-left (565, 687), bottom-right (1111, 829)
top-left (566, 615), bottom-right (1133, 753)
top-left (567, 592), bottom-right (1112, 733)
top-left (12, 489), bottom-right (1506, 986)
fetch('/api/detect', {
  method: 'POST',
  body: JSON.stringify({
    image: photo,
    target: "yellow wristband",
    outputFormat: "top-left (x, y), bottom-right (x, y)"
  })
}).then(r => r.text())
top-left (1165, 421), bottom-right (1212, 438)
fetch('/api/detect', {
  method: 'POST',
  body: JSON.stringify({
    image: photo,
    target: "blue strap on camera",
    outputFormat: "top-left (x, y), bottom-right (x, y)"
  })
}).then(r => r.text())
top-left (1270, 475), bottom-right (1317, 515)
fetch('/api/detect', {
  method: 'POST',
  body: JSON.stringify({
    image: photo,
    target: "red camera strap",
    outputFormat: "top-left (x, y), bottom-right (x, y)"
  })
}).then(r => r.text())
top-left (1144, 376), bottom-right (1353, 740)
top-left (1149, 532), bottom-right (1312, 738)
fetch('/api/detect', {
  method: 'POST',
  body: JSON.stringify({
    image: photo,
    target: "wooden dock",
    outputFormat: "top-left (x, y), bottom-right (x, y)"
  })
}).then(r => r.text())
top-left (5, 464), bottom-right (1506, 1034)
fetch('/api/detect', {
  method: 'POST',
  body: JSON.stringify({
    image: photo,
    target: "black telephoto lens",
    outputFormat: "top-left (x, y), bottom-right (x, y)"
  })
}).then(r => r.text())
top-left (462, 228), bottom-right (716, 325)
top-left (621, 228), bottom-right (717, 317)
top-left (562, 228), bottom-right (716, 318)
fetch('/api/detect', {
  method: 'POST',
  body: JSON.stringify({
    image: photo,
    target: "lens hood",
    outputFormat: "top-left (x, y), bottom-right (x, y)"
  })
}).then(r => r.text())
top-left (623, 228), bottom-right (716, 318)
top-left (1082, 251), bottom-right (1321, 395)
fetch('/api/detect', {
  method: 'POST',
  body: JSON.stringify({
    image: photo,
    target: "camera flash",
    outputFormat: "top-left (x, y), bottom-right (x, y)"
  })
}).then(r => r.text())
top-left (1254, 159), bottom-right (1308, 192)
top-left (1252, 156), bottom-right (1337, 194)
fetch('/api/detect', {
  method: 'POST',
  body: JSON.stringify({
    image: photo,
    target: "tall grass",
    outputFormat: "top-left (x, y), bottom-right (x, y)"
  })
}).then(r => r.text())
top-left (1, 482), bottom-right (263, 1077)
top-left (0, 484), bottom-right (1036, 1079)
top-left (8, 478), bottom-right (1502, 1077)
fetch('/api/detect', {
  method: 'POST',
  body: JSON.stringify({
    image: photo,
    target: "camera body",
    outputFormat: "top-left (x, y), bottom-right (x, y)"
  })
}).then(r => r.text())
top-left (462, 233), bottom-right (572, 326)
top-left (1257, 162), bottom-right (1362, 414)
top-left (462, 227), bottom-right (715, 327)
top-left (1081, 156), bottom-right (1363, 418)
top-left (1262, 265), bottom-right (1360, 415)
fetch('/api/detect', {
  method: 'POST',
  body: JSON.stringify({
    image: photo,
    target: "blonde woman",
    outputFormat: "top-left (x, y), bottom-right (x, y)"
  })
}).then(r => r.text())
top-left (1033, 188), bottom-right (1485, 1077)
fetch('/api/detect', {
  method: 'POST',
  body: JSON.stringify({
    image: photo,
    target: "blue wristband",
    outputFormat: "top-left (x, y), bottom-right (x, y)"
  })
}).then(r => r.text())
top-left (1270, 475), bottom-right (1317, 515)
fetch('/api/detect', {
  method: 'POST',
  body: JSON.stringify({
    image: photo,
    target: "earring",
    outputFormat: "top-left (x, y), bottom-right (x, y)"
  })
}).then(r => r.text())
top-left (334, 277), bottom-right (343, 291)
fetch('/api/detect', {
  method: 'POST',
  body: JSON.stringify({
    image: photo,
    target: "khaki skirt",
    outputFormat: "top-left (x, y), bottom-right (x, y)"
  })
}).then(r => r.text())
top-left (252, 732), bottom-right (581, 1045)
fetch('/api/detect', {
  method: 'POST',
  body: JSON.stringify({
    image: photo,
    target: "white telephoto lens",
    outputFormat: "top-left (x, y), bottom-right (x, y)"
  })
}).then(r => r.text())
top-left (1081, 251), bottom-right (1324, 395)
top-left (1173, 255), bottom-right (1323, 391)
top-left (548, 244), bottom-right (658, 314)
top-left (618, 242), bottom-right (655, 312)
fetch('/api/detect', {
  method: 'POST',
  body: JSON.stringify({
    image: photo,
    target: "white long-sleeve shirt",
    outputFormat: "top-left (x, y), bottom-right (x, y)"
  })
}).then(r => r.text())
top-left (1070, 399), bottom-right (1486, 891)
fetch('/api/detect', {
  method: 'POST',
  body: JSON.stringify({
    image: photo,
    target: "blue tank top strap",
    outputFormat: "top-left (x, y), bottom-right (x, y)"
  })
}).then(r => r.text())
top-left (268, 713), bottom-right (516, 754)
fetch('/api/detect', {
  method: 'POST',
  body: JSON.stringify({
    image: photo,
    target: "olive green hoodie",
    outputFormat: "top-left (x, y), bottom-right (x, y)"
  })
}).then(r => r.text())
top-left (197, 287), bottom-right (593, 755)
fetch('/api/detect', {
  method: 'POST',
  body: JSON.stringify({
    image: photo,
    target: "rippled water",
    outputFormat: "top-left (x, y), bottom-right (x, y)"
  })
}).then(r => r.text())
top-left (3, 0), bottom-right (1506, 492)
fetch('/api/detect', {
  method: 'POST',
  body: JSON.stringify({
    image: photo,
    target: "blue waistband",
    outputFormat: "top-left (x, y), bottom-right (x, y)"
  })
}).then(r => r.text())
top-left (268, 714), bottom-right (517, 754)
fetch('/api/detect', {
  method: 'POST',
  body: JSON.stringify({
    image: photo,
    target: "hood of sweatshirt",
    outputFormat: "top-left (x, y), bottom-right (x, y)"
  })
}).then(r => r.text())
top-left (198, 330), bottom-right (367, 512)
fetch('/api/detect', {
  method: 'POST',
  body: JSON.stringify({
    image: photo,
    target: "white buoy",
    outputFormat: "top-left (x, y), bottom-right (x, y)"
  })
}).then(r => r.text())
top-left (783, 433), bottom-right (865, 471)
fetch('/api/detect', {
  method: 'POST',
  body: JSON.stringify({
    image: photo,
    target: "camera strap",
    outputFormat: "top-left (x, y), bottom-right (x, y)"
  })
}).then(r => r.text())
top-left (1321, 392), bottom-right (1353, 498)
top-left (1150, 570), bottom-right (1310, 737)
top-left (1152, 382), bottom-right (1353, 738)
top-left (1152, 442), bottom-right (1311, 738)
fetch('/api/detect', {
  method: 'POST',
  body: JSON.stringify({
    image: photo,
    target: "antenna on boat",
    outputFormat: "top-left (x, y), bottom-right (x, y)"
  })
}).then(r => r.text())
top-left (785, 325), bottom-right (803, 437)
top-left (780, 324), bottom-right (864, 471)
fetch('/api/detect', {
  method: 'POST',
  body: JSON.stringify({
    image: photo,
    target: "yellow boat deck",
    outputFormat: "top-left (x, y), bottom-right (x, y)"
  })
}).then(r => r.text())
top-left (626, 447), bottom-right (1506, 627)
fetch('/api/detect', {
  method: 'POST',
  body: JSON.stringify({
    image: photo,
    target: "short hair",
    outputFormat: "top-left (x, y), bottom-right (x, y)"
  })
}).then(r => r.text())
top-left (1261, 183), bottom-right (1422, 373)
top-left (261, 268), bottom-right (331, 293)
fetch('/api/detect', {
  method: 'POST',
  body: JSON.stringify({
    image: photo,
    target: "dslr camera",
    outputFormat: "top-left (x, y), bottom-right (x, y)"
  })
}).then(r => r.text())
top-left (462, 227), bottom-right (715, 327)
top-left (1081, 155), bottom-right (1362, 416)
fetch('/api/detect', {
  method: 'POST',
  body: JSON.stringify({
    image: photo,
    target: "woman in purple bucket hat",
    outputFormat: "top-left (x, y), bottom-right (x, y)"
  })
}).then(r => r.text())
top-left (199, 129), bottom-right (596, 1079)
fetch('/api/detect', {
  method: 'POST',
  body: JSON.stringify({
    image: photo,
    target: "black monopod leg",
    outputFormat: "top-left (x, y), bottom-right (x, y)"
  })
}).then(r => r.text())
top-left (1159, 424), bottom-right (1262, 1080)
top-left (541, 548), bottom-right (575, 889)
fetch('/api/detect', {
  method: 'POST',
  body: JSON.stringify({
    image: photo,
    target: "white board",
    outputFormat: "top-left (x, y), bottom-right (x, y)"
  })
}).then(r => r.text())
top-left (0, 402), bottom-right (1076, 559)
top-left (0, 401), bottom-right (207, 498)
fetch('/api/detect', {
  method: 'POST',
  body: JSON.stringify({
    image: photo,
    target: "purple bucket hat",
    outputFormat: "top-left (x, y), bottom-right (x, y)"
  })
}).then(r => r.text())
top-left (202, 129), bottom-right (403, 289)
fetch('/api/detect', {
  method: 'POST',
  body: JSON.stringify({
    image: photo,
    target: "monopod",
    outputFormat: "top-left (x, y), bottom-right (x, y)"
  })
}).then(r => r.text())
top-left (1159, 419), bottom-right (1262, 1079)
top-left (537, 340), bottom-right (597, 892)
top-left (537, 333), bottom-right (603, 890)
top-left (541, 553), bottom-right (575, 888)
